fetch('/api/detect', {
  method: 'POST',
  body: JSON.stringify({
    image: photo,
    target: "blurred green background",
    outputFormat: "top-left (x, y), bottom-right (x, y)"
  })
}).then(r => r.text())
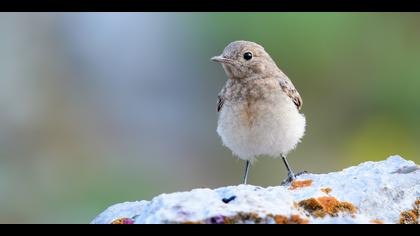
top-left (0, 13), bottom-right (419, 223)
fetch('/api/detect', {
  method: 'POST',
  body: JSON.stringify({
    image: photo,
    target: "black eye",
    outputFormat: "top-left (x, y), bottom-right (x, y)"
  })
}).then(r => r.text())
top-left (243, 52), bottom-right (253, 60)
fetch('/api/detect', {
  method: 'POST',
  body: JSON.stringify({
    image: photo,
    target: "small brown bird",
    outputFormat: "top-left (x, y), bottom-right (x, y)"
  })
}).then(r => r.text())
top-left (212, 40), bottom-right (306, 185)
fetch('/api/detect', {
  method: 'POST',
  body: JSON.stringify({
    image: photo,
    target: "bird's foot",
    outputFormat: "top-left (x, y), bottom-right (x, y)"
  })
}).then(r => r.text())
top-left (280, 170), bottom-right (309, 186)
top-left (280, 171), bottom-right (296, 186)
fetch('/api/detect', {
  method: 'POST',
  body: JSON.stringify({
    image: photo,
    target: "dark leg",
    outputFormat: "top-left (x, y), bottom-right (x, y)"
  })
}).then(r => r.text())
top-left (242, 160), bottom-right (250, 185)
top-left (281, 155), bottom-right (309, 185)
top-left (281, 155), bottom-right (295, 184)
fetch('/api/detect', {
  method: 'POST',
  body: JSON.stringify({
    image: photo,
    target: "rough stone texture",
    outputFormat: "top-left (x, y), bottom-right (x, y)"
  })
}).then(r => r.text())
top-left (91, 156), bottom-right (419, 224)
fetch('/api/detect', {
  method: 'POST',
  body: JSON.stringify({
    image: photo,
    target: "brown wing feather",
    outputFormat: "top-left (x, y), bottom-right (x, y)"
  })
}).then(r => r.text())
top-left (278, 76), bottom-right (303, 110)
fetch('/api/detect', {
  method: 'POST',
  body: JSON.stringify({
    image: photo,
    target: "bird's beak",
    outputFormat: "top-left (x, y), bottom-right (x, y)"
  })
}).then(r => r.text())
top-left (211, 55), bottom-right (233, 64)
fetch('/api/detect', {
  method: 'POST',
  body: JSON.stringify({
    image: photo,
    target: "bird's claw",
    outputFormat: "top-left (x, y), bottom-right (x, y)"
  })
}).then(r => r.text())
top-left (280, 170), bottom-right (309, 186)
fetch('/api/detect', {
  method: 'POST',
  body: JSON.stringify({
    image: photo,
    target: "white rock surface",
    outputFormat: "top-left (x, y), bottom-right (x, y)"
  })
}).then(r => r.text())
top-left (91, 156), bottom-right (419, 224)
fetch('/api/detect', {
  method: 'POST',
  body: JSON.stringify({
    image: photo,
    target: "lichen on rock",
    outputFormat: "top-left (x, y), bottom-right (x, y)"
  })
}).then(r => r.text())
top-left (298, 196), bottom-right (357, 218)
top-left (399, 199), bottom-right (419, 224)
top-left (289, 179), bottom-right (313, 190)
top-left (110, 217), bottom-right (134, 224)
top-left (321, 188), bottom-right (332, 195)
top-left (91, 156), bottom-right (420, 224)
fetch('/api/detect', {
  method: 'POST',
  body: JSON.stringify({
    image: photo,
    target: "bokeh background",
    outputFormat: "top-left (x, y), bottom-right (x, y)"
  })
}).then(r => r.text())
top-left (1, 13), bottom-right (419, 223)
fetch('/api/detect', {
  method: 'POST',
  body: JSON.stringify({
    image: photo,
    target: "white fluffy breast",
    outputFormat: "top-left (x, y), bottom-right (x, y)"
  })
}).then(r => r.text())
top-left (217, 92), bottom-right (306, 162)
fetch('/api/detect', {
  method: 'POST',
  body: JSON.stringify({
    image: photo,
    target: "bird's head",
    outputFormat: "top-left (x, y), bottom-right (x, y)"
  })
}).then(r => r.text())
top-left (211, 40), bottom-right (277, 80)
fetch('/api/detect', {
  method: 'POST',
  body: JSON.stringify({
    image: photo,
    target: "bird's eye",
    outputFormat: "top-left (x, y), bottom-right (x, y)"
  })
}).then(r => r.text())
top-left (243, 52), bottom-right (253, 61)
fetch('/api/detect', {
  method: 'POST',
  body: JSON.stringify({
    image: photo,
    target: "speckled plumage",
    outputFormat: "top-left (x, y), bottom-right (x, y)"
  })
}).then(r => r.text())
top-left (213, 40), bottom-right (306, 163)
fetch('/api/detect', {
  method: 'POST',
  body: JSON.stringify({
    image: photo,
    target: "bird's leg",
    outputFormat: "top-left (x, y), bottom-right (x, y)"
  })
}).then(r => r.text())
top-left (242, 160), bottom-right (250, 185)
top-left (280, 155), bottom-right (309, 185)
top-left (281, 155), bottom-right (295, 185)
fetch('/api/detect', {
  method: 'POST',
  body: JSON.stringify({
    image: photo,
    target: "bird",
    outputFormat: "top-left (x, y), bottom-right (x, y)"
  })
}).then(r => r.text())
top-left (211, 40), bottom-right (306, 185)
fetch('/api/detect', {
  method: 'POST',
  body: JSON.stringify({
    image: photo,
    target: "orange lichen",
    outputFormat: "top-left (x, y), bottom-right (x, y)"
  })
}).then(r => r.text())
top-left (321, 188), bottom-right (332, 195)
top-left (266, 214), bottom-right (309, 224)
top-left (289, 179), bottom-right (313, 190)
top-left (399, 200), bottom-right (419, 224)
top-left (273, 215), bottom-right (288, 224)
top-left (223, 212), bottom-right (262, 224)
top-left (110, 217), bottom-right (134, 224)
top-left (289, 214), bottom-right (310, 224)
top-left (182, 221), bottom-right (203, 224)
top-left (370, 219), bottom-right (384, 224)
top-left (298, 196), bottom-right (357, 218)
top-left (226, 213), bottom-right (309, 224)
top-left (400, 210), bottom-right (417, 224)
top-left (179, 212), bottom-right (310, 224)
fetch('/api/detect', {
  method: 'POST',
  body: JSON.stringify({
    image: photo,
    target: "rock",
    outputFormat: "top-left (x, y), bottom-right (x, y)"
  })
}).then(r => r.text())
top-left (91, 156), bottom-right (420, 224)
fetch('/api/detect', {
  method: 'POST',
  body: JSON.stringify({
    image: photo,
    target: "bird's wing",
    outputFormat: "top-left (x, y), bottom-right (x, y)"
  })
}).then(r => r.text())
top-left (217, 86), bottom-right (226, 112)
top-left (278, 75), bottom-right (303, 110)
top-left (217, 95), bottom-right (224, 112)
